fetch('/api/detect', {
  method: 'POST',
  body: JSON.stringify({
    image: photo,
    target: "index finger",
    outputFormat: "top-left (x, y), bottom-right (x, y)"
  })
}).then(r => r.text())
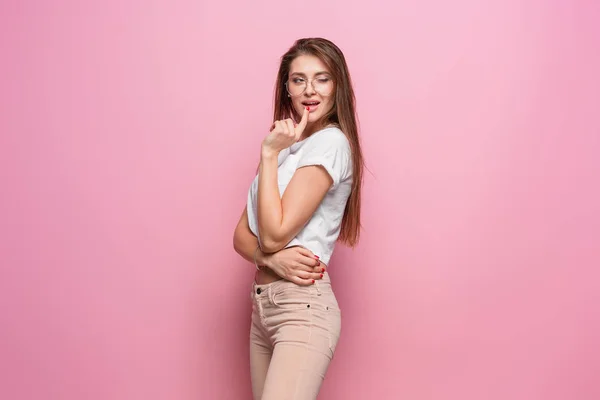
top-left (295, 106), bottom-right (310, 136)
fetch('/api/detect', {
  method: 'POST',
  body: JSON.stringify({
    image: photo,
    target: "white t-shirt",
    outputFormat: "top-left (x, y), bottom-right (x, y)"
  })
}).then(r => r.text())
top-left (246, 126), bottom-right (353, 266)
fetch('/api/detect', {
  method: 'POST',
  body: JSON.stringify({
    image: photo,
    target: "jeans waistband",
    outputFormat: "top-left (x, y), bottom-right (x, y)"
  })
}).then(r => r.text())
top-left (252, 271), bottom-right (332, 293)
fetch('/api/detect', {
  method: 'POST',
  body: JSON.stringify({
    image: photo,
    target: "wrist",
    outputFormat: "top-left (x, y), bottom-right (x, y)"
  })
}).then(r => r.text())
top-left (255, 249), bottom-right (271, 269)
top-left (261, 147), bottom-right (279, 160)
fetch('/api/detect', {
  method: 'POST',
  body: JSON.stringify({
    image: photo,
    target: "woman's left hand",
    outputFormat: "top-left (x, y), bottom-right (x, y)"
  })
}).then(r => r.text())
top-left (262, 107), bottom-right (309, 156)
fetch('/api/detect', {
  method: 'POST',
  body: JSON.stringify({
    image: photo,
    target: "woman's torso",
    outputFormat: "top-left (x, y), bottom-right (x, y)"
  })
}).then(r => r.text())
top-left (248, 126), bottom-right (353, 284)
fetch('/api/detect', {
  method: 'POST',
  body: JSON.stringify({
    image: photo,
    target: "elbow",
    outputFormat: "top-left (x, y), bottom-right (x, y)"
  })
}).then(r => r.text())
top-left (257, 225), bottom-right (289, 253)
top-left (259, 237), bottom-right (285, 254)
top-left (232, 229), bottom-right (243, 256)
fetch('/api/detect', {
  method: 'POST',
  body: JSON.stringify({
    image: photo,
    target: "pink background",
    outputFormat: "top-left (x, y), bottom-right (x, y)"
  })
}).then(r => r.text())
top-left (1, 1), bottom-right (599, 399)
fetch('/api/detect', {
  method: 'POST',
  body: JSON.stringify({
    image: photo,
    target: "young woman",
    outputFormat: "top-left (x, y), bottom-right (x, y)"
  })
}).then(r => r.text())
top-left (233, 37), bottom-right (364, 400)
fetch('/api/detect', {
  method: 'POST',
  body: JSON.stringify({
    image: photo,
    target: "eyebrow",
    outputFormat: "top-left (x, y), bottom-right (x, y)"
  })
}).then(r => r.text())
top-left (290, 71), bottom-right (331, 77)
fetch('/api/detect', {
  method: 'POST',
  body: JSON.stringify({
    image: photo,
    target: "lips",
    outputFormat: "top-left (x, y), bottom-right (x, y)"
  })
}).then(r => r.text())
top-left (302, 101), bottom-right (320, 111)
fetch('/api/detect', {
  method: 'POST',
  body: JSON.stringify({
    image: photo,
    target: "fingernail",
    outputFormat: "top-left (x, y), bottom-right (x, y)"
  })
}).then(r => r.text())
top-left (312, 279), bottom-right (315, 284)
top-left (320, 274), bottom-right (323, 278)
top-left (306, 106), bottom-right (310, 110)
top-left (322, 267), bottom-right (326, 272)
top-left (315, 255), bottom-right (319, 259)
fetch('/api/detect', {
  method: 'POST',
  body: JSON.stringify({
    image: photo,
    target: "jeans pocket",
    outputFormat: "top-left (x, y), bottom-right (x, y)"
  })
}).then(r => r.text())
top-left (318, 289), bottom-right (342, 313)
top-left (307, 290), bottom-right (341, 357)
top-left (272, 287), bottom-right (312, 310)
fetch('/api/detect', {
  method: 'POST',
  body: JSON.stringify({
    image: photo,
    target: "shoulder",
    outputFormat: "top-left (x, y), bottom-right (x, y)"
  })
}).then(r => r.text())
top-left (306, 126), bottom-right (351, 152)
top-left (297, 125), bottom-right (353, 186)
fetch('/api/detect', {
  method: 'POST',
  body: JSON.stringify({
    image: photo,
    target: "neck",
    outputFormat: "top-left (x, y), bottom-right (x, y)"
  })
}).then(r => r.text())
top-left (300, 121), bottom-right (324, 141)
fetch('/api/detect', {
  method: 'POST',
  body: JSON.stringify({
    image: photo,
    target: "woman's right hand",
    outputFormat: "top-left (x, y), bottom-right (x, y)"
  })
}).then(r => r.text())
top-left (263, 246), bottom-right (325, 286)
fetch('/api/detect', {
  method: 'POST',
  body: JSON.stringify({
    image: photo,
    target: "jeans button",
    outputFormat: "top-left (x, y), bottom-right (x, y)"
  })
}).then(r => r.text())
top-left (256, 288), bottom-right (262, 295)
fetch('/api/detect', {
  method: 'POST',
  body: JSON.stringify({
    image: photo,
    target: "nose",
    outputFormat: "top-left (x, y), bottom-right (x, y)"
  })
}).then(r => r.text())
top-left (304, 80), bottom-right (316, 95)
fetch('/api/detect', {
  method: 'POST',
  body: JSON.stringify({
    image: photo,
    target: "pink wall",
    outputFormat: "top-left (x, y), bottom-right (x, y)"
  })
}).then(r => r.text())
top-left (1, 1), bottom-right (598, 399)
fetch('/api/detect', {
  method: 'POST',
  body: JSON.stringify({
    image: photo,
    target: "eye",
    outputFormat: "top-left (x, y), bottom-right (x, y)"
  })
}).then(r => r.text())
top-left (292, 78), bottom-right (306, 84)
top-left (317, 78), bottom-right (331, 83)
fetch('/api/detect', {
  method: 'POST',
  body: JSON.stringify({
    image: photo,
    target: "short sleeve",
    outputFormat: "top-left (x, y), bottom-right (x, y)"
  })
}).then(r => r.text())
top-left (296, 128), bottom-right (352, 188)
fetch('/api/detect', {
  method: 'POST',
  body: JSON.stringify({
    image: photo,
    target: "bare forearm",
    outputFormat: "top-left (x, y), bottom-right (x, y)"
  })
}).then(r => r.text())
top-left (257, 151), bottom-right (285, 249)
top-left (233, 217), bottom-right (270, 267)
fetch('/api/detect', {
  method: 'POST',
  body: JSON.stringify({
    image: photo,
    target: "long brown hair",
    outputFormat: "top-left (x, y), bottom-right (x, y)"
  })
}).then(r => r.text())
top-left (273, 38), bottom-right (364, 247)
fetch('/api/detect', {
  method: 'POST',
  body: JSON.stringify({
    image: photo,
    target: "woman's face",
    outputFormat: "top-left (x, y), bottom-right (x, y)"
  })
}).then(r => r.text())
top-left (287, 55), bottom-right (335, 128)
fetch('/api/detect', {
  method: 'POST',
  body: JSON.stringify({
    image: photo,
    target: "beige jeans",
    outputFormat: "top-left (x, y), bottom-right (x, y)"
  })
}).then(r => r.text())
top-left (249, 272), bottom-right (342, 400)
